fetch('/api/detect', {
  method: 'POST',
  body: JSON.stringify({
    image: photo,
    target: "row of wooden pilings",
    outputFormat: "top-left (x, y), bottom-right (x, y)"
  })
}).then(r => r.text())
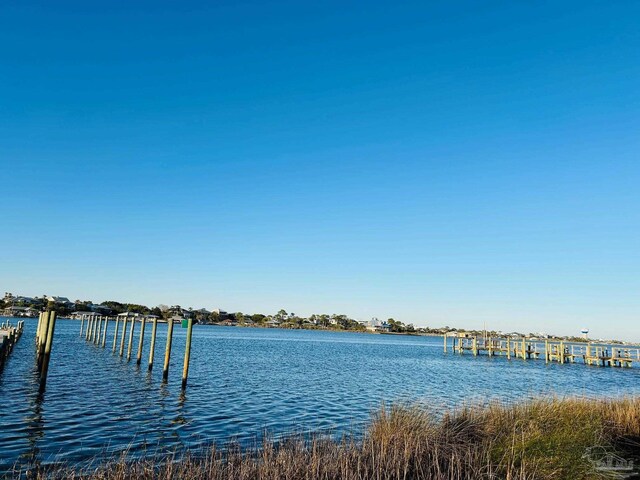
top-left (79, 314), bottom-right (194, 389)
top-left (443, 333), bottom-right (640, 368)
top-left (35, 311), bottom-right (58, 393)
top-left (0, 320), bottom-right (25, 370)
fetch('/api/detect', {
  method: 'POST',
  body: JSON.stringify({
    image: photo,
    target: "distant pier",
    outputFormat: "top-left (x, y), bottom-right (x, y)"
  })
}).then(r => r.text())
top-left (0, 320), bottom-right (24, 370)
top-left (444, 333), bottom-right (640, 368)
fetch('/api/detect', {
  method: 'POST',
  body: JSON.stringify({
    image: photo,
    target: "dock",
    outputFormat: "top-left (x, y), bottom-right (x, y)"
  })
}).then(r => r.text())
top-left (444, 333), bottom-right (640, 368)
top-left (0, 320), bottom-right (25, 370)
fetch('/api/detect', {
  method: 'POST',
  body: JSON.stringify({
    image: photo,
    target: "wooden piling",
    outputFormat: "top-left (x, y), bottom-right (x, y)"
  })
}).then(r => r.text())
top-left (85, 316), bottom-right (91, 341)
top-left (96, 317), bottom-right (102, 344)
top-left (102, 317), bottom-right (108, 348)
top-left (162, 319), bottom-right (174, 381)
top-left (39, 311), bottom-right (57, 394)
top-left (472, 336), bottom-right (478, 356)
top-left (37, 311), bottom-right (50, 370)
top-left (95, 316), bottom-right (101, 344)
top-left (443, 334), bottom-right (447, 353)
top-left (36, 312), bottom-right (43, 347)
top-left (119, 316), bottom-right (128, 357)
top-left (148, 318), bottom-right (158, 371)
top-left (113, 316), bottom-right (120, 352)
top-left (99, 316), bottom-right (105, 344)
top-left (181, 318), bottom-right (194, 390)
top-left (136, 317), bottom-right (146, 365)
top-left (126, 317), bottom-right (136, 361)
top-left (80, 315), bottom-right (85, 336)
top-left (545, 340), bottom-right (549, 363)
top-left (506, 337), bottom-right (511, 359)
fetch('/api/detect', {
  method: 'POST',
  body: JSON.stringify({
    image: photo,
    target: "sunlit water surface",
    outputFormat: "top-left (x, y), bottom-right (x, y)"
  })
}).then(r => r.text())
top-left (1, 317), bottom-right (639, 472)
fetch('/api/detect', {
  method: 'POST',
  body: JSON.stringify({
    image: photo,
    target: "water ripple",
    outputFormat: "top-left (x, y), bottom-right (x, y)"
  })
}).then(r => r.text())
top-left (1, 318), bottom-right (639, 472)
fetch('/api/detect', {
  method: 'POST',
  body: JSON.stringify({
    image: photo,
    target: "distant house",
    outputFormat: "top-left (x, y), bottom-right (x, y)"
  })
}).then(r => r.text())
top-left (13, 296), bottom-right (36, 305)
top-left (70, 311), bottom-right (100, 319)
top-left (361, 318), bottom-right (391, 333)
top-left (2, 306), bottom-right (37, 317)
top-left (117, 311), bottom-right (144, 319)
top-left (47, 296), bottom-right (74, 307)
top-left (89, 304), bottom-right (112, 315)
top-left (377, 322), bottom-right (391, 333)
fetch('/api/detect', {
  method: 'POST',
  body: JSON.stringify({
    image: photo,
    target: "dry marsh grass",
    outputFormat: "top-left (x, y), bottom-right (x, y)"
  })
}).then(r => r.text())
top-left (21, 397), bottom-right (640, 480)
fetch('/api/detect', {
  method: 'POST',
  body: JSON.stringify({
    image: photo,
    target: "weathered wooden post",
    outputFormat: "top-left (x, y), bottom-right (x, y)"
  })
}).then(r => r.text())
top-left (162, 318), bottom-right (174, 381)
top-left (182, 318), bottom-right (194, 390)
top-left (96, 316), bottom-right (102, 344)
top-left (36, 312), bottom-right (44, 347)
top-left (148, 317), bottom-right (158, 371)
top-left (136, 317), bottom-right (146, 365)
top-left (35, 312), bottom-right (42, 345)
top-left (472, 336), bottom-right (478, 356)
top-left (506, 337), bottom-right (511, 359)
top-left (85, 316), bottom-right (91, 341)
top-left (443, 334), bottom-right (447, 353)
top-left (126, 317), bottom-right (136, 361)
top-left (80, 315), bottom-right (85, 336)
top-left (94, 316), bottom-right (101, 344)
top-left (113, 316), bottom-right (120, 352)
top-left (119, 316), bottom-right (128, 357)
top-left (521, 338), bottom-right (527, 360)
top-left (102, 317), bottom-right (109, 348)
top-left (39, 311), bottom-right (57, 394)
top-left (37, 311), bottom-right (51, 369)
top-left (612, 348), bottom-right (617, 367)
top-left (99, 316), bottom-right (105, 344)
top-left (545, 340), bottom-right (549, 363)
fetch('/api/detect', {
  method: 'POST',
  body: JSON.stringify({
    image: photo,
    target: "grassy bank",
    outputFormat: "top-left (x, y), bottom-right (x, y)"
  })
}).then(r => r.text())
top-left (26, 397), bottom-right (640, 480)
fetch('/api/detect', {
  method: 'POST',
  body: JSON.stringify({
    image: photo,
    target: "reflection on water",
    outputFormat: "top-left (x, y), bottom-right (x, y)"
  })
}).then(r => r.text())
top-left (1, 317), bottom-right (639, 472)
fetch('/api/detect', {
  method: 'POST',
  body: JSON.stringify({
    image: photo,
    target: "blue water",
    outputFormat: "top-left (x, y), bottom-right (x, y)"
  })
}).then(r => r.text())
top-left (1, 317), bottom-right (639, 472)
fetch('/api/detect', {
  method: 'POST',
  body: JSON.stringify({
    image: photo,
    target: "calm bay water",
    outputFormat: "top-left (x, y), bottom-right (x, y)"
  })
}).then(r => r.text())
top-left (1, 316), bottom-right (639, 472)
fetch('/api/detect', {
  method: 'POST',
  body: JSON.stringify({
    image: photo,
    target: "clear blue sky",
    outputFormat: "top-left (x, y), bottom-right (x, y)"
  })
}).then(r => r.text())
top-left (1, 1), bottom-right (639, 340)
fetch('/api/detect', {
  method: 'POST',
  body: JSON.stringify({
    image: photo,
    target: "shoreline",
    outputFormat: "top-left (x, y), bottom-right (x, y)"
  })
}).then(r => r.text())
top-left (21, 396), bottom-right (640, 480)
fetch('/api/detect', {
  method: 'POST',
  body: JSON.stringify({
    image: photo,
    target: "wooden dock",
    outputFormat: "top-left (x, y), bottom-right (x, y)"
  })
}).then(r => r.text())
top-left (443, 333), bottom-right (640, 368)
top-left (0, 320), bottom-right (25, 370)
